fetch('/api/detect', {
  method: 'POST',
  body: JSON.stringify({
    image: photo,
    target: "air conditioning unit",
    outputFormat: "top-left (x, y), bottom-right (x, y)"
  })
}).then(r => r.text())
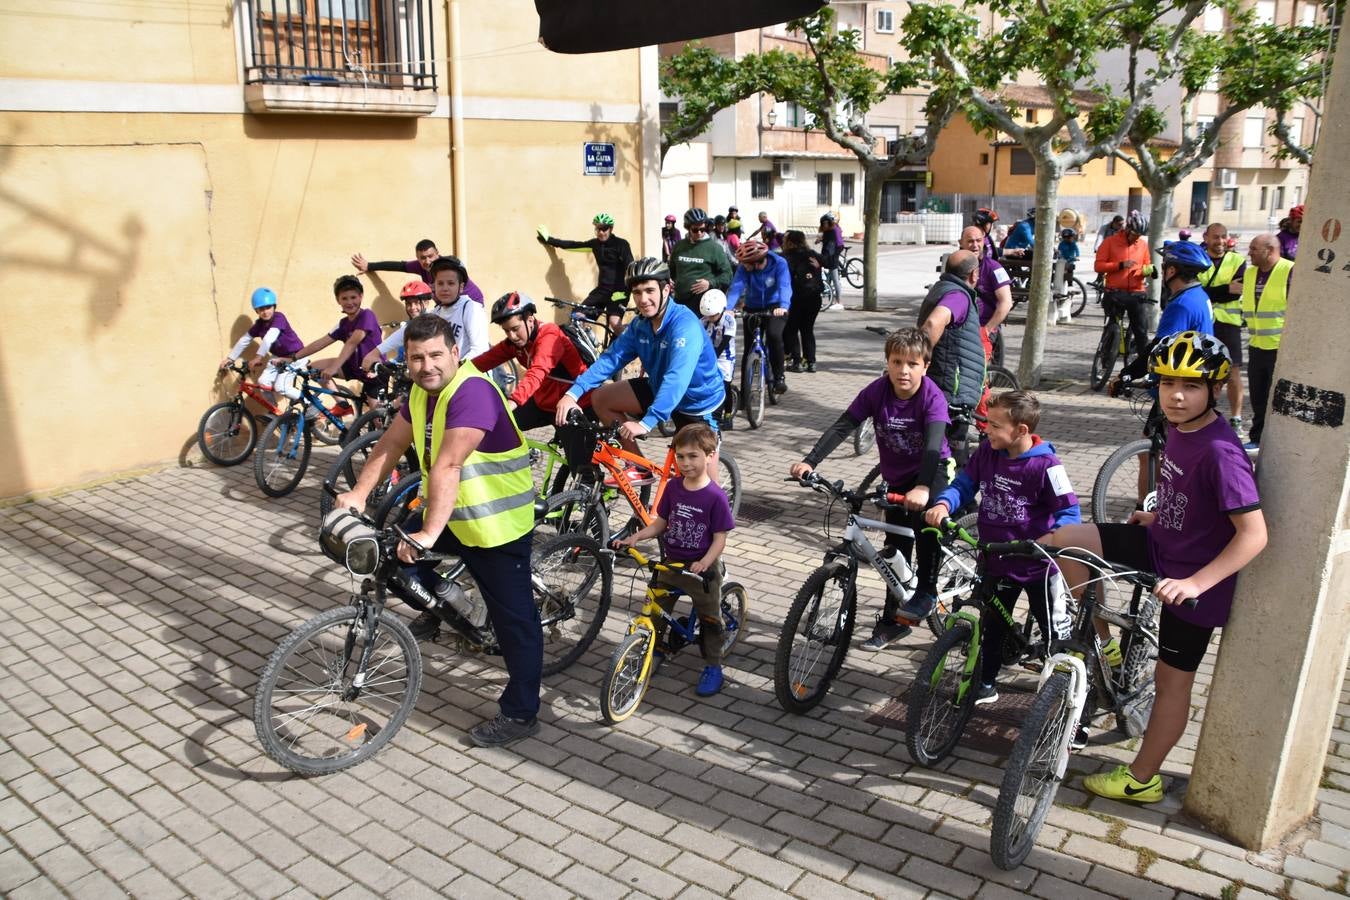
top-left (1219, 168), bottom-right (1238, 188)
top-left (773, 159), bottom-right (795, 179)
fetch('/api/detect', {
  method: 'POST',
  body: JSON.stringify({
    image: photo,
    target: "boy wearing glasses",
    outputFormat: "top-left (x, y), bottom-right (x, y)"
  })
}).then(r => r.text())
top-left (538, 213), bottom-right (634, 337)
top-left (670, 207), bottom-right (734, 316)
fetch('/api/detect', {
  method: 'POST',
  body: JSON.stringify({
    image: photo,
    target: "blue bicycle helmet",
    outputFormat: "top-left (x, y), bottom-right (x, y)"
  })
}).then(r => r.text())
top-left (251, 287), bottom-right (277, 310)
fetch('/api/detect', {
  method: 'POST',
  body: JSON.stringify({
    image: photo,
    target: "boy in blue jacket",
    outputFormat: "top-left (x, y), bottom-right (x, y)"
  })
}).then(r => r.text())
top-left (924, 391), bottom-right (1082, 713)
top-left (727, 240), bottom-right (792, 394)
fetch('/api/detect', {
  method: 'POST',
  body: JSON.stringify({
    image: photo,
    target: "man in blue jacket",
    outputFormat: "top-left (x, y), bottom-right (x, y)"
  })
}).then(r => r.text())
top-left (727, 239), bottom-right (792, 394)
top-left (554, 257), bottom-right (725, 452)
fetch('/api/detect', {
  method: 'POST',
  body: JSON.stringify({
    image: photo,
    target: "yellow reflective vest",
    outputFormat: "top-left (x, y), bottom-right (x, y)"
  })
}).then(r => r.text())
top-left (1240, 258), bottom-right (1294, 351)
top-left (1201, 251), bottom-right (1245, 326)
top-left (409, 365), bottom-right (534, 548)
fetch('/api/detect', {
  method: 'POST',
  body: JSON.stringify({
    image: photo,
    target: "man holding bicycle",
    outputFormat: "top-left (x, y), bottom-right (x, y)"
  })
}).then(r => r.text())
top-left (554, 257), bottom-right (725, 452)
top-left (335, 314), bottom-right (541, 749)
top-left (727, 239), bottom-right (791, 396)
top-left (1094, 211), bottom-right (1153, 367)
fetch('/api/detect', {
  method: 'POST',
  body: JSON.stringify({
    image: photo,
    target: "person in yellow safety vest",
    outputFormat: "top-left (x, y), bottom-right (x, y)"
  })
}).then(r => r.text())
top-left (334, 314), bottom-right (541, 748)
top-left (1199, 223), bottom-right (1247, 429)
top-left (1236, 233), bottom-right (1294, 449)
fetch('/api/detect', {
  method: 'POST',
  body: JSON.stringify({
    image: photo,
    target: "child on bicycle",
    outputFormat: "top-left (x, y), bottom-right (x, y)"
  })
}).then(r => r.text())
top-left (923, 391), bottom-right (1082, 709)
top-left (218, 286), bottom-right (308, 402)
top-left (1043, 331), bottom-right (1265, 803)
top-left (698, 289), bottom-right (737, 431)
top-left (361, 280), bottom-right (433, 370)
top-left (276, 275), bottom-right (381, 403)
top-left (614, 423), bottom-right (735, 697)
top-left (789, 328), bottom-right (953, 651)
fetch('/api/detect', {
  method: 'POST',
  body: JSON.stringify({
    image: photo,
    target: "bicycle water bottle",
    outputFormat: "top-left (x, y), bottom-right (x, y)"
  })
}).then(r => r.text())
top-left (1049, 571), bottom-right (1073, 641)
top-left (433, 578), bottom-right (487, 628)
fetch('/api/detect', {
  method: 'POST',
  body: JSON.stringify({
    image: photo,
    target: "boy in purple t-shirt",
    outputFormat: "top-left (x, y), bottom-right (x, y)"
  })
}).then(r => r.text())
top-left (790, 328), bottom-right (953, 650)
top-left (615, 424), bottom-right (735, 696)
top-left (219, 286), bottom-right (309, 401)
top-left (925, 391), bottom-right (1081, 705)
top-left (278, 275), bottom-right (381, 403)
top-left (1045, 331), bottom-right (1266, 803)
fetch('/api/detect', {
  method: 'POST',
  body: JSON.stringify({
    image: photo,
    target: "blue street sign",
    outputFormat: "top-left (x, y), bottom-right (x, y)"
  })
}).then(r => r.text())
top-left (584, 142), bottom-right (616, 176)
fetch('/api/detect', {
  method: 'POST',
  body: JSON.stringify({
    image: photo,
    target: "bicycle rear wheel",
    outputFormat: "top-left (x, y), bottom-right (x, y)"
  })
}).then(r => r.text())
top-left (716, 452), bottom-right (743, 521)
top-left (312, 393), bottom-right (362, 447)
top-left (340, 406), bottom-right (393, 447)
top-left (743, 351), bottom-right (766, 428)
top-left (991, 671), bottom-right (1074, 870)
top-left (198, 401), bottom-right (257, 466)
top-left (773, 563), bottom-right (856, 714)
top-left (905, 620), bottom-right (978, 767)
top-left (321, 430), bottom-right (420, 522)
top-left (1069, 278), bottom-right (1089, 318)
top-left (537, 488), bottom-right (610, 545)
top-left (719, 582), bottom-right (749, 658)
top-left (533, 533), bottom-right (613, 676)
top-left (987, 364), bottom-right (1020, 391)
top-left (254, 412), bottom-right (312, 497)
top-left (1089, 320), bottom-right (1120, 391)
top-left (844, 257), bottom-right (864, 289)
top-left (600, 628), bottom-right (655, 724)
top-left (373, 472), bottom-right (422, 530)
top-left (1090, 438), bottom-right (1154, 524)
top-left (254, 606), bottom-right (421, 775)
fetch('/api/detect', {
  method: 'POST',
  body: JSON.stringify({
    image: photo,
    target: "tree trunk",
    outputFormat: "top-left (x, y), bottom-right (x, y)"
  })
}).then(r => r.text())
top-left (1017, 164), bottom-right (1063, 388)
top-left (1144, 183), bottom-right (1174, 329)
top-left (861, 167), bottom-right (884, 311)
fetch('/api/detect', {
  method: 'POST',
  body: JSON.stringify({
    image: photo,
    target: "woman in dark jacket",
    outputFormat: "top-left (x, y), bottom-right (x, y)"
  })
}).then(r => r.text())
top-left (782, 230), bottom-right (826, 372)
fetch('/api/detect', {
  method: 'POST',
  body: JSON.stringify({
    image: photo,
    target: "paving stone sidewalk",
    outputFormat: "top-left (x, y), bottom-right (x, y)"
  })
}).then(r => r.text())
top-left (3, 298), bottom-right (1348, 900)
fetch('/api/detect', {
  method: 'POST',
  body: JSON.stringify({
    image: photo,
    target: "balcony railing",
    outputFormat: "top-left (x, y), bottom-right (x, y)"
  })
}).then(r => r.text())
top-left (244, 0), bottom-right (436, 91)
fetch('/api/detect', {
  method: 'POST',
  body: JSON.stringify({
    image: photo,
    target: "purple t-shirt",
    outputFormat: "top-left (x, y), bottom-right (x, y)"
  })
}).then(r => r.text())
top-left (965, 440), bottom-right (1079, 583)
top-left (1278, 230), bottom-right (1298, 261)
top-left (247, 310), bottom-right (305, 357)
top-left (975, 256), bottom-right (1011, 326)
top-left (1148, 416), bottom-right (1260, 627)
top-left (936, 291), bottom-right (972, 329)
top-left (657, 478), bottom-right (735, 563)
top-left (846, 376), bottom-right (950, 486)
top-left (329, 309), bottom-right (382, 381)
top-left (403, 261), bottom-right (485, 303)
top-left (398, 375), bottom-right (523, 455)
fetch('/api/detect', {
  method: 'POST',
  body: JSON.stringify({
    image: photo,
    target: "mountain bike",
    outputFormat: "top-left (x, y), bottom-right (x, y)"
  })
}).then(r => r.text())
top-left (772, 472), bottom-right (980, 714)
top-left (737, 309), bottom-right (779, 428)
top-left (841, 243), bottom-right (864, 289)
top-left (547, 295), bottom-right (624, 362)
top-left (252, 366), bottom-right (365, 497)
top-left (254, 498), bottom-right (613, 775)
top-left (339, 361), bottom-right (409, 447)
top-left (599, 546), bottom-right (748, 724)
top-left (1089, 294), bottom-right (1154, 391)
top-left (197, 361), bottom-right (285, 466)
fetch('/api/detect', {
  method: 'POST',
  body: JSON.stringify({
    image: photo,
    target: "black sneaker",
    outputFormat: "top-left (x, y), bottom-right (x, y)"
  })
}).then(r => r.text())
top-left (1070, 724), bottom-right (1089, 751)
top-left (803, 361), bottom-right (816, 373)
top-left (973, 683), bottom-right (999, 706)
top-left (860, 617), bottom-right (911, 651)
top-left (772, 381), bottom-right (789, 396)
top-left (409, 611), bottom-right (441, 640)
top-left (469, 713), bottom-right (540, 748)
top-left (786, 360), bottom-right (803, 374)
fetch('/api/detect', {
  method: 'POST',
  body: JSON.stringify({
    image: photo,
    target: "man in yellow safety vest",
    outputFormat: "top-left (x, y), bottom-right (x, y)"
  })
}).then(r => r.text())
top-left (1199, 223), bottom-right (1246, 428)
top-left (1237, 233), bottom-right (1294, 449)
top-left (336, 313), bottom-right (540, 748)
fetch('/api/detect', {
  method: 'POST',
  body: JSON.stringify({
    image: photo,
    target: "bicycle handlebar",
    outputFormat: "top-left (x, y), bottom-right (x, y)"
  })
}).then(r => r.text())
top-left (612, 544), bottom-right (714, 590)
top-left (788, 472), bottom-right (906, 510)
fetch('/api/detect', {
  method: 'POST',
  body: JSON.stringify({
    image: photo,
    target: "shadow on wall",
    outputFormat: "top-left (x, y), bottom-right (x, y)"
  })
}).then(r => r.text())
top-left (539, 244), bottom-right (580, 316)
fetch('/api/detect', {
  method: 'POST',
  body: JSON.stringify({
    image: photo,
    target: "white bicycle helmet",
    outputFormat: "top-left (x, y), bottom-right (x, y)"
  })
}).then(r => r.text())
top-left (699, 289), bottom-right (728, 317)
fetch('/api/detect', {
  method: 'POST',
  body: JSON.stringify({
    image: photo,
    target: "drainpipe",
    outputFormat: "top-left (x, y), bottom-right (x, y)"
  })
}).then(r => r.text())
top-left (448, 0), bottom-right (469, 260)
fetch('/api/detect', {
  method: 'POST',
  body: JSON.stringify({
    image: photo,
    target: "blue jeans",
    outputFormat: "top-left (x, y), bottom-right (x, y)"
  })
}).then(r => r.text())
top-left (401, 513), bottom-right (540, 721)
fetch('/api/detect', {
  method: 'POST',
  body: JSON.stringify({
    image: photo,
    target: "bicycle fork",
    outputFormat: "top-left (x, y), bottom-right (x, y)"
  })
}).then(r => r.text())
top-left (1035, 653), bottom-right (1089, 778)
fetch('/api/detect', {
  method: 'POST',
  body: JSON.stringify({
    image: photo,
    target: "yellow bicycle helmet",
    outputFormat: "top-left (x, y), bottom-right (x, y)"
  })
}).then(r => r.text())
top-left (1148, 330), bottom-right (1232, 383)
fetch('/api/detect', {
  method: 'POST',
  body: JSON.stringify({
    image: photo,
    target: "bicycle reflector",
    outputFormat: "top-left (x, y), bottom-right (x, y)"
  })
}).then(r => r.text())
top-left (320, 510), bottom-right (380, 576)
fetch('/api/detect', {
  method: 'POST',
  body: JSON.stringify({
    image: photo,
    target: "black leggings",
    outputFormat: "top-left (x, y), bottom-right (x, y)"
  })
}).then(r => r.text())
top-left (1105, 291), bottom-right (1151, 365)
top-left (783, 292), bottom-right (823, 363)
top-left (741, 313), bottom-right (787, 385)
top-left (879, 467), bottom-right (950, 615)
top-left (979, 578), bottom-right (1052, 686)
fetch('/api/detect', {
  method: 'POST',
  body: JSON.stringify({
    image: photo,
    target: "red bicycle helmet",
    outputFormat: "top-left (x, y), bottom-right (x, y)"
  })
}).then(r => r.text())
top-left (1290, 204), bottom-right (1305, 220)
top-left (400, 280), bottom-right (433, 300)
top-left (490, 291), bottom-right (537, 324)
top-left (735, 239), bottom-right (769, 263)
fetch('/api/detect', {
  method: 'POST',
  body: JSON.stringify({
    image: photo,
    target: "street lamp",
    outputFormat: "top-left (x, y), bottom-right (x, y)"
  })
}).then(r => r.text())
top-left (767, 108), bottom-right (777, 127)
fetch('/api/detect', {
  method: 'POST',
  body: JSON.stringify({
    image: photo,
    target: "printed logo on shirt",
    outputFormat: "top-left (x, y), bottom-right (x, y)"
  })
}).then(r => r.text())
top-left (979, 479), bottom-right (1031, 524)
top-left (879, 416), bottom-right (921, 455)
top-left (666, 501), bottom-right (710, 550)
top-left (1046, 464), bottom-right (1074, 497)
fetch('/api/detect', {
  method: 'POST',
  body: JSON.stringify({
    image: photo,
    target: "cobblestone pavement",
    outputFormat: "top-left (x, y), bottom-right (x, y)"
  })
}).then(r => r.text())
top-left (5, 286), bottom-right (1350, 900)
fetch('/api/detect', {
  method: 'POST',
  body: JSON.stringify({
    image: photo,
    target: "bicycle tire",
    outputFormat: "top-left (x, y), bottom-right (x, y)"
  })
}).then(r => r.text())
top-left (1089, 320), bottom-right (1120, 391)
top-left (718, 581), bottom-right (749, 658)
top-left (537, 488), bottom-right (610, 546)
top-left (859, 463), bottom-right (884, 495)
top-left (600, 629), bottom-right (655, 724)
top-left (844, 257), bottom-right (864, 289)
top-left (929, 514), bottom-right (979, 637)
top-left (373, 472), bottom-right (422, 530)
top-left (311, 394), bottom-right (362, 447)
top-left (533, 533), bottom-right (613, 676)
top-left (254, 605), bottom-right (421, 775)
top-left (340, 406), bottom-right (392, 447)
top-left (1090, 438), bottom-right (1154, 524)
top-left (773, 563), bottom-right (856, 714)
top-left (744, 351), bottom-right (766, 428)
top-left (853, 419), bottom-right (876, 457)
top-left (254, 412), bottom-right (312, 497)
top-left (765, 358), bottom-right (779, 407)
top-left (987, 364), bottom-right (1020, 391)
top-left (320, 431), bottom-right (420, 523)
top-left (197, 401), bottom-right (257, 466)
top-left (991, 329), bottom-right (1006, 368)
top-left (905, 619), bottom-right (979, 767)
top-left (717, 452), bottom-right (744, 522)
top-left (1115, 591), bottom-right (1160, 737)
top-left (1069, 278), bottom-right (1089, 318)
top-left (990, 671), bottom-right (1073, 870)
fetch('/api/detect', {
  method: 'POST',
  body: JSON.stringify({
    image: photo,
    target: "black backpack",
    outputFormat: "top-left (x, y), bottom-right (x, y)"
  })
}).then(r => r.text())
top-left (788, 252), bottom-right (824, 298)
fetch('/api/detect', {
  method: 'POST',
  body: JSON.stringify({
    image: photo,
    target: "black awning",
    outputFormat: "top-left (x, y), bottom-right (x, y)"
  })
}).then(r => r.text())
top-left (536, 0), bottom-right (828, 54)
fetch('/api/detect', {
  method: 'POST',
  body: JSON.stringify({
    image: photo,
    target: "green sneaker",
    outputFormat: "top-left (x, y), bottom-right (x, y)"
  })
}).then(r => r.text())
top-left (1102, 637), bottom-right (1122, 667)
top-left (1084, 764), bottom-right (1163, 803)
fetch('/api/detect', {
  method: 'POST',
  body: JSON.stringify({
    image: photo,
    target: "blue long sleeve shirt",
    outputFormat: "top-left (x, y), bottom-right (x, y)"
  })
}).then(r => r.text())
top-left (565, 302), bottom-right (725, 430)
top-left (726, 253), bottom-right (793, 311)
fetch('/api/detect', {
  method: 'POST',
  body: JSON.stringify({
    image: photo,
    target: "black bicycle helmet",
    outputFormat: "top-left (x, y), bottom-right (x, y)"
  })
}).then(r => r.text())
top-left (1126, 210), bottom-right (1149, 235)
top-left (973, 207), bottom-right (999, 228)
top-left (490, 291), bottom-right (537, 324)
top-left (683, 207), bottom-right (709, 228)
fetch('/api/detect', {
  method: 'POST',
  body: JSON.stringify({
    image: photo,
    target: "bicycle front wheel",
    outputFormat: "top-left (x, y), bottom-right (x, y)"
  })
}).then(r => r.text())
top-left (600, 628), bottom-right (655, 724)
top-left (744, 351), bottom-right (766, 428)
top-left (254, 606), bottom-right (421, 775)
top-left (198, 401), bottom-right (257, 466)
top-left (853, 419), bottom-right (876, 457)
top-left (844, 257), bottom-right (864, 289)
top-left (991, 671), bottom-right (1074, 870)
top-left (773, 563), bottom-right (856, 714)
top-left (340, 406), bottom-right (393, 447)
top-left (719, 582), bottom-right (749, 658)
top-left (905, 620), bottom-right (978, 767)
top-left (1115, 591), bottom-right (1160, 737)
top-left (533, 533), bottom-right (613, 676)
top-left (929, 514), bottom-right (979, 637)
top-left (1091, 438), bottom-right (1154, 524)
top-left (537, 488), bottom-right (610, 546)
top-left (716, 452), bottom-right (743, 521)
top-left (321, 430), bottom-right (419, 522)
top-left (254, 412), bottom-right (312, 497)
top-left (1089, 320), bottom-right (1120, 391)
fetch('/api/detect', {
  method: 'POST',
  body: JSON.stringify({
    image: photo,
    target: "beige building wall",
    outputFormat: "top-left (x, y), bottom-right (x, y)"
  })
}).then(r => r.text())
top-left (0, 0), bottom-right (656, 500)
